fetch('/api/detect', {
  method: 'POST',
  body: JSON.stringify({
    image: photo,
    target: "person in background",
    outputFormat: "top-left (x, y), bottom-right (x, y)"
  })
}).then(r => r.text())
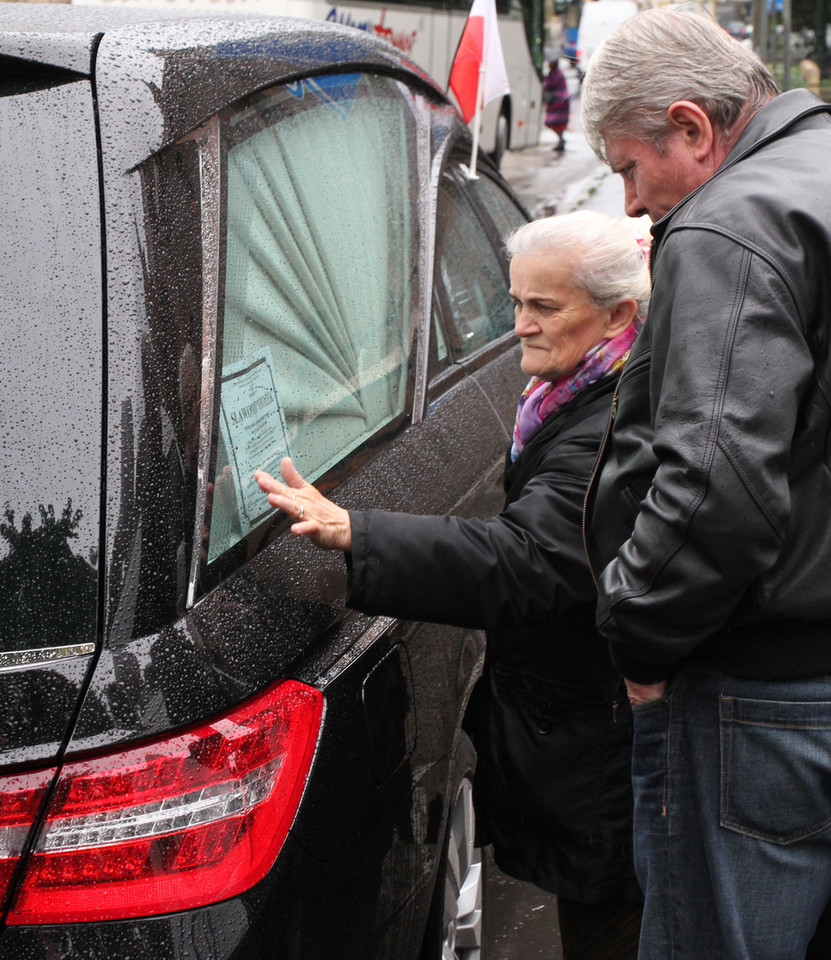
top-left (543, 58), bottom-right (571, 151)
top-left (257, 211), bottom-right (650, 960)
top-left (580, 8), bottom-right (831, 959)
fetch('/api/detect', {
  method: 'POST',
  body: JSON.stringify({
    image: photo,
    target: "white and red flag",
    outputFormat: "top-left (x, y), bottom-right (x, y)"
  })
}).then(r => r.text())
top-left (448, 0), bottom-right (510, 124)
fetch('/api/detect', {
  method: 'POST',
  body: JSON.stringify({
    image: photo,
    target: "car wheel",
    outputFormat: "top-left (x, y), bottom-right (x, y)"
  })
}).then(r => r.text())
top-left (422, 732), bottom-right (486, 960)
top-left (489, 112), bottom-right (509, 170)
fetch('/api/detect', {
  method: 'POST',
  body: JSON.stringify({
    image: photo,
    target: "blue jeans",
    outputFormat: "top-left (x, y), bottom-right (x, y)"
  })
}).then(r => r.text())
top-left (632, 666), bottom-right (831, 960)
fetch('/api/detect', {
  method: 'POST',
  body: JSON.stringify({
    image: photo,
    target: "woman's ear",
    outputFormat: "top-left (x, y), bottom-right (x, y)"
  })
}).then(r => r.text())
top-left (667, 100), bottom-right (715, 163)
top-left (607, 298), bottom-right (639, 337)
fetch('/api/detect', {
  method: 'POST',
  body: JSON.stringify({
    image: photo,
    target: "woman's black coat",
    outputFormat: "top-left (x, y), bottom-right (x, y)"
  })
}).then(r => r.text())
top-left (346, 374), bottom-right (639, 904)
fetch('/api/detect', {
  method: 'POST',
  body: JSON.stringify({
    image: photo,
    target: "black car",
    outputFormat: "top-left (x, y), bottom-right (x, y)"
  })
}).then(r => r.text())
top-left (0, 4), bottom-right (529, 957)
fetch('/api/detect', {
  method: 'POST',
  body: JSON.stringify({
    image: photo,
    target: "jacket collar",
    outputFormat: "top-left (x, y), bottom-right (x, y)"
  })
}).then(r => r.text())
top-left (651, 90), bottom-right (831, 244)
top-left (722, 88), bottom-right (831, 171)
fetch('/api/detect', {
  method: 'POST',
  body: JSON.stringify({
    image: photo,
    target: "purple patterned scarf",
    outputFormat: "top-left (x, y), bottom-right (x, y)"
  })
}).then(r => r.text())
top-left (510, 319), bottom-right (642, 461)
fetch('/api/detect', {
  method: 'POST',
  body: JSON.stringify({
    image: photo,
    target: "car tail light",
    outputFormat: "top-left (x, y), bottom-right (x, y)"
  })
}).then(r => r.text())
top-left (0, 770), bottom-right (55, 909)
top-left (6, 679), bottom-right (323, 924)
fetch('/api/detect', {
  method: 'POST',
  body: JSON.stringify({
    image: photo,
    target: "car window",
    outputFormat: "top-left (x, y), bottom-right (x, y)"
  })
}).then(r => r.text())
top-left (433, 168), bottom-right (516, 361)
top-left (466, 172), bottom-right (528, 247)
top-left (205, 74), bottom-right (420, 565)
top-left (0, 75), bottom-right (101, 655)
top-left (433, 305), bottom-right (450, 367)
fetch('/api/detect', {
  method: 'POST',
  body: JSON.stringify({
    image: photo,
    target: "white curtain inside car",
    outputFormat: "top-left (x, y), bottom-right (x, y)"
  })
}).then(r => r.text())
top-left (209, 75), bottom-right (418, 562)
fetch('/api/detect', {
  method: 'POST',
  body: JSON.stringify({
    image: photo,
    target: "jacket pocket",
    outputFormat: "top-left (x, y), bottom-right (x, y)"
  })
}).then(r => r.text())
top-left (486, 664), bottom-right (632, 837)
top-left (621, 483), bottom-right (649, 514)
top-left (720, 694), bottom-right (831, 844)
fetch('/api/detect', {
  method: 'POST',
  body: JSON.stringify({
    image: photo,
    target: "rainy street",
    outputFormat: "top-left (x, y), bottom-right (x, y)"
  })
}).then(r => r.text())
top-left (15, 0), bottom-right (831, 956)
top-left (499, 64), bottom-right (626, 221)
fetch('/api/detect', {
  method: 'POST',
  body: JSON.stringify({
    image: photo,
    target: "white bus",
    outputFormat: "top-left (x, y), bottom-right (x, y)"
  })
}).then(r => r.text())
top-left (73, 0), bottom-right (545, 162)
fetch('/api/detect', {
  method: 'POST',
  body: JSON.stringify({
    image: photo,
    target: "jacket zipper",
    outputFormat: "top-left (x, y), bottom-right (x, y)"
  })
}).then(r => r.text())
top-left (582, 375), bottom-right (622, 590)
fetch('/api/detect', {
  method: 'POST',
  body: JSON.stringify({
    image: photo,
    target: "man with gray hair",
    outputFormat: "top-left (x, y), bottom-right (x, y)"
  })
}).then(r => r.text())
top-left (581, 7), bottom-right (831, 959)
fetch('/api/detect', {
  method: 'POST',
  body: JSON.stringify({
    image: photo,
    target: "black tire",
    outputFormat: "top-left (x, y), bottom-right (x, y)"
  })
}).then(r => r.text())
top-left (420, 732), bottom-right (487, 960)
top-left (489, 112), bottom-right (509, 170)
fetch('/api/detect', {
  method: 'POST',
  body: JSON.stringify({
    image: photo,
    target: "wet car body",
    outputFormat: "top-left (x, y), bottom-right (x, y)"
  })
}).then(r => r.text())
top-left (0, 5), bottom-right (528, 957)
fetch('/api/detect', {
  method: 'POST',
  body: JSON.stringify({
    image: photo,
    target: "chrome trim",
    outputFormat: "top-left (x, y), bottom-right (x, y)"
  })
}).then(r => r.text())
top-left (187, 116), bottom-right (222, 609)
top-left (316, 616), bottom-right (396, 687)
top-left (0, 643), bottom-right (96, 673)
top-left (411, 92), bottom-right (435, 426)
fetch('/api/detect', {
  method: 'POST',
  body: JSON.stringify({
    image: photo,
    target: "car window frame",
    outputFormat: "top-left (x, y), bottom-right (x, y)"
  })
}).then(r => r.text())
top-left (183, 72), bottom-right (435, 603)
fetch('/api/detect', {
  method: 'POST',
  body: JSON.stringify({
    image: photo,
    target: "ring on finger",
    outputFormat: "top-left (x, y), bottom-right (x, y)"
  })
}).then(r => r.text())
top-left (299, 503), bottom-right (305, 519)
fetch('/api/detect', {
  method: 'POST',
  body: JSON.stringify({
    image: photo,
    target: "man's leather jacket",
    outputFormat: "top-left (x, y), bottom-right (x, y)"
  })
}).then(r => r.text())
top-left (585, 90), bottom-right (831, 684)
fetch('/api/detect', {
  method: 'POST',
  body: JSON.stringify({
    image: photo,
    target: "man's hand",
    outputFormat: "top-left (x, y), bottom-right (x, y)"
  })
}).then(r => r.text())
top-left (625, 678), bottom-right (667, 706)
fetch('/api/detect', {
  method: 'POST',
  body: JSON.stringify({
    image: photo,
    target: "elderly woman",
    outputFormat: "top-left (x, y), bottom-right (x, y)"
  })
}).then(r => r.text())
top-left (256, 211), bottom-right (650, 960)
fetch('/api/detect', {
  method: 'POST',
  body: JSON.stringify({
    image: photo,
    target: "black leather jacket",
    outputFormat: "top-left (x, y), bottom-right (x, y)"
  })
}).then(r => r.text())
top-left (586, 90), bottom-right (831, 684)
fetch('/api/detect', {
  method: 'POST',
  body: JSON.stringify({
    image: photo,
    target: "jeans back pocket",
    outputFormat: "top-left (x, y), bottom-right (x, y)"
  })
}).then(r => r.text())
top-left (720, 694), bottom-right (831, 845)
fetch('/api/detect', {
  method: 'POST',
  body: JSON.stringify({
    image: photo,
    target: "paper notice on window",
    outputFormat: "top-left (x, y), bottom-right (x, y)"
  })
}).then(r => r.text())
top-left (218, 347), bottom-right (290, 535)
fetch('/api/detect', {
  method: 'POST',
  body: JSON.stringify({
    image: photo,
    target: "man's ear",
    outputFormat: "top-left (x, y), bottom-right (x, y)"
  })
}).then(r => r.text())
top-left (607, 298), bottom-right (639, 337)
top-left (667, 100), bottom-right (715, 163)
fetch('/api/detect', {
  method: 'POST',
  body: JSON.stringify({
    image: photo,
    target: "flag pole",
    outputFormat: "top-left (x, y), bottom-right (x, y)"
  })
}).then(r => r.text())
top-left (468, 59), bottom-right (485, 179)
top-left (449, 0), bottom-right (509, 180)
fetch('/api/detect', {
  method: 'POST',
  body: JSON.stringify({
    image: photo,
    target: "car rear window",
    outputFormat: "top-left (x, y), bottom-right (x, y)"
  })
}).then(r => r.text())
top-left (204, 73), bottom-right (421, 565)
top-left (0, 75), bottom-right (101, 655)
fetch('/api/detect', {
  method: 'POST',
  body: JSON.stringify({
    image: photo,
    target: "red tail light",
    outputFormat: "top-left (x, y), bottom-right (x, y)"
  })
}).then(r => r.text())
top-left (5, 679), bottom-right (323, 924)
top-left (0, 769), bottom-right (55, 908)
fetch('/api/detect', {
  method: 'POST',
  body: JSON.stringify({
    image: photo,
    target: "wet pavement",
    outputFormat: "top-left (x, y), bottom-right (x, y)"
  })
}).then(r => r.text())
top-left (485, 851), bottom-right (563, 959)
top-left (499, 64), bottom-right (626, 221)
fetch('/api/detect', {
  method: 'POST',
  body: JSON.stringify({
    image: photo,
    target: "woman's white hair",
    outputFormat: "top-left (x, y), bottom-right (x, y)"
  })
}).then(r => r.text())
top-left (505, 211), bottom-right (651, 317)
top-left (581, 7), bottom-right (779, 160)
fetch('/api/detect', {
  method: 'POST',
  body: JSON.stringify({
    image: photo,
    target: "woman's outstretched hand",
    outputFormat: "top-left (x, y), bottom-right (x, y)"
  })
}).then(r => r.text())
top-left (255, 458), bottom-right (352, 551)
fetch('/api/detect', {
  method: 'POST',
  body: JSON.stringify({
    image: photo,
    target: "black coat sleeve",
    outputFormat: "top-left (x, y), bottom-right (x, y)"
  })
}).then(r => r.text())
top-left (346, 417), bottom-right (604, 630)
